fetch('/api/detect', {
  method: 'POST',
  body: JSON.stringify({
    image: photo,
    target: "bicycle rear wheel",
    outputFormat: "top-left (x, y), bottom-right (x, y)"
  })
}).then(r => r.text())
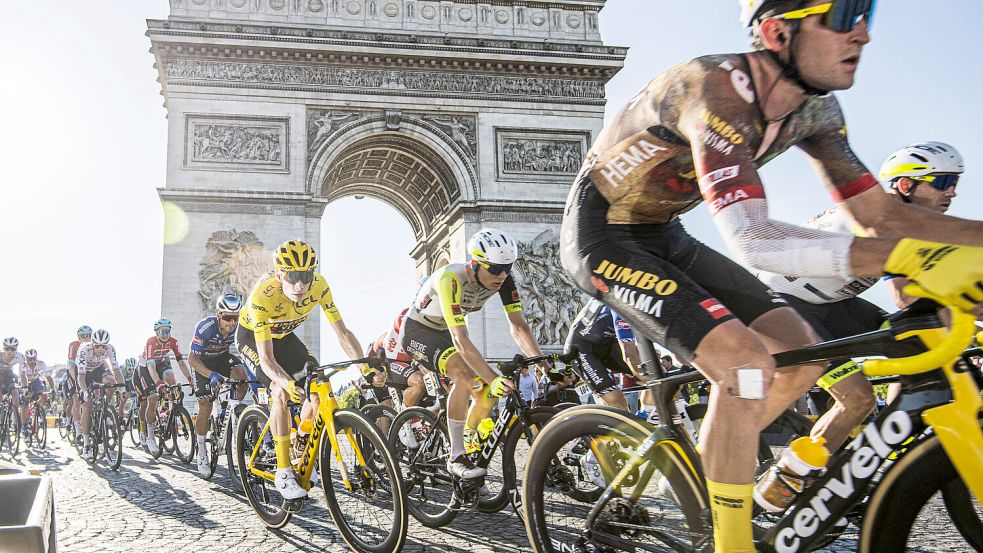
top-left (523, 407), bottom-right (710, 553)
top-left (235, 405), bottom-right (291, 529)
top-left (128, 406), bottom-right (141, 448)
top-left (172, 406), bottom-right (195, 463)
top-left (387, 406), bottom-right (456, 528)
top-left (320, 409), bottom-right (407, 553)
top-left (3, 408), bottom-right (21, 457)
top-left (102, 409), bottom-right (123, 471)
top-left (363, 404), bottom-right (398, 437)
top-left (225, 403), bottom-right (247, 493)
top-left (499, 406), bottom-right (558, 519)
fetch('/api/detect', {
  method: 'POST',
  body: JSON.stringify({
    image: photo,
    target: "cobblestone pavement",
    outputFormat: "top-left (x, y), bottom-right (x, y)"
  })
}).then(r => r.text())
top-left (9, 433), bottom-right (977, 552)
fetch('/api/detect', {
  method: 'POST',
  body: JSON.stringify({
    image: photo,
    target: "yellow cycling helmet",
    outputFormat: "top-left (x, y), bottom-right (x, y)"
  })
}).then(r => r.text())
top-left (275, 240), bottom-right (318, 272)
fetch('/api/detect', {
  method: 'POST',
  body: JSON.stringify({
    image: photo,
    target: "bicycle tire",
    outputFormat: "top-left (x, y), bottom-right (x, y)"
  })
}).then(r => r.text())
top-left (523, 407), bottom-right (710, 553)
top-left (102, 409), bottom-right (123, 471)
top-left (128, 405), bottom-right (141, 448)
top-left (58, 407), bottom-right (70, 440)
top-left (4, 407), bottom-right (21, 457)
top-left (235, 405), bottom-right (291, 529)
top-left (204, 416), bottom-right (219, 479)
top-left (33, 405), bottom-right (47, 450)
top-left (226, 403), bottom-right (247, 493)
top-left (860, 417), bottom-right (983, 553)
top-left (172, 406), bottom-right (195, 464)
top-left (319, 408), bottom-right (407, 553)
top-left (500, 406), bottom-right (558, 518)
top-left (387, 406), bottom-right (456, 528)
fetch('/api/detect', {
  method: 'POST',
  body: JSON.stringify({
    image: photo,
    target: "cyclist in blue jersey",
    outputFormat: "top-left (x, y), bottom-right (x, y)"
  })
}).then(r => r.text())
top-left (190, 294), bottom-right (250, 477)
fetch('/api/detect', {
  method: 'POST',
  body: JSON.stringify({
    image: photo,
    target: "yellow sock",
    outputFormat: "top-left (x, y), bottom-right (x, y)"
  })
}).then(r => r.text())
top-left (705, 479), bottom-right (755, 553)
top-left (274, 435), bottom-right (292, 470)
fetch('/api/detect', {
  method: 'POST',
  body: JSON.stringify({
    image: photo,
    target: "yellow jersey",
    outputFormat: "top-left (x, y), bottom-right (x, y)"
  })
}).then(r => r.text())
top-left (240, 271), bottom-right (342, 341)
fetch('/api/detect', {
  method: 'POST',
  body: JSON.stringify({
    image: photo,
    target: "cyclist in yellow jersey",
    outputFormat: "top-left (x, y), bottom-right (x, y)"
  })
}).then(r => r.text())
top-left (402, 229), bottom-right (550, 481)
top-left (236, 240), bottom-right (368, 500)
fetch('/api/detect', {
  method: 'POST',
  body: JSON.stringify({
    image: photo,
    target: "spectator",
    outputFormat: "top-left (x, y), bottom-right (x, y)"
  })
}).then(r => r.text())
top-left (518, 365), bottom-right (539, 404)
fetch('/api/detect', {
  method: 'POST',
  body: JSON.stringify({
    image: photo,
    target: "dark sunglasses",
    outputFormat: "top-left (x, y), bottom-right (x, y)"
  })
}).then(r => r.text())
top-left (914, 174), bottom-right (959, 191)
top-left (219, 314), bottom-right (239, 322)
top-left (3, 347), bottom-right (15, 352)
top-left (283, 269), bottom-right (315, 285)
top-left (476, 261), bottom-right (513, 275)
top-left (774, 0), bottom-right (875, 33)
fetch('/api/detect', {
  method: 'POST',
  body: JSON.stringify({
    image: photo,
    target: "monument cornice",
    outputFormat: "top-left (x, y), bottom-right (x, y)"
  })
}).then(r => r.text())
top-left (147, 19), bottom-right (627, 66)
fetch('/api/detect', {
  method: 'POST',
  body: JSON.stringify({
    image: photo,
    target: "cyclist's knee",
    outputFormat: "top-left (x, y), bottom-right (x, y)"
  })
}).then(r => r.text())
top-left (693, 323), bottom-right (775, 400)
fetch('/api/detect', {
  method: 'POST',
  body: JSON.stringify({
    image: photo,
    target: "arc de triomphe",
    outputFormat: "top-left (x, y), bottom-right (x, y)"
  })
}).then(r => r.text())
top-left (149, 0), bottom-right (625, 357)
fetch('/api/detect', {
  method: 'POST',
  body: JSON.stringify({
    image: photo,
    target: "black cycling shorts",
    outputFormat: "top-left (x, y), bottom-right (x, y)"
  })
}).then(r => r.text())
top-left (236, 326), bottom-right (317, 388)
top-left (402, 319), bottom-right (458, 376)
top-left (784, 294), bottom-right (887, 391)
top-left (566, 337), bottom-right (631, 397)
top-left (193, 352), bottom-right (245, 398)
top-left (134, 363), bottom-right (169, 398)
top-left (61, 373), bottom-right (79, 398)
top-left (560, 178), bottom-right (787, 362)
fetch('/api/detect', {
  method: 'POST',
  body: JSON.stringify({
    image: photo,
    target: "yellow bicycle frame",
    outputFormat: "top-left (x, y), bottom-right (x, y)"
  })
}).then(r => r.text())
top-left (865, 310), bottom-right (983, 505)
top-left (248, 376), bottom-right (370, 492)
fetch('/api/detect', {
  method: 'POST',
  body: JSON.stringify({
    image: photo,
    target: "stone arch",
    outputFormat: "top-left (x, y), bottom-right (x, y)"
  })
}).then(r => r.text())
top-left (307, 115), bottom-right (478, 240)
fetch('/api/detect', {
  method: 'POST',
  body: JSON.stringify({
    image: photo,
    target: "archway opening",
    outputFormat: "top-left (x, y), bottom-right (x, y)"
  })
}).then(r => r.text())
top-left (317, 196), bottom-right (418, 372)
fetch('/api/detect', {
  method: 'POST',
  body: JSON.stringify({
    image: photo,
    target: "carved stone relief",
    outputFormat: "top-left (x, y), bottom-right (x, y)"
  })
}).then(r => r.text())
top-left (185, 114), bottom-right (289, 173)
top-left (306, 109), bottom-right (362, 157)
top-left (197, 229), bottom-right (268, 316)
top-left (513, 229), bottom-right (587, 346)
top-left (496, 128), bottom-right (589, 180)
top-left (422, 115), bottom-right (476, 161)
top-left (166, 59), bottom-right (605, 101)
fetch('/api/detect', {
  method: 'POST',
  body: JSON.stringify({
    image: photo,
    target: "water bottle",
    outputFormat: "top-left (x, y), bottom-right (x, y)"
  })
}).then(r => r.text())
top-left (635, 409), bottom-right (649, 421)
top-left (477, 418), bottom-right (496, 440)
top-left (754, 436), bottom-right (830, 512)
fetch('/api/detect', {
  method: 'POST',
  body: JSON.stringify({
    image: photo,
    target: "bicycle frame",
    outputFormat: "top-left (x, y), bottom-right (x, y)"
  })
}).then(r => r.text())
top-left (247, 360), bottom-right (376, 492)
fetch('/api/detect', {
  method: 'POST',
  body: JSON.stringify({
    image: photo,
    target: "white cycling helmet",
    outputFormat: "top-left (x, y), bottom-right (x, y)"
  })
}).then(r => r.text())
top-left (92, 329), bottom-right (111, 345)
top-left (3, 337), bottom-right (18, 349)
top-left (25, 349), bottom-right (37, 359)
top-left (215, 293), bottom-right (243, 313)
top-left (740, 0), bottom-right (774, 28)
top-left (468, 229), bottom-right (518, 265)
top-left (879, 141), bottom-right (964, 182)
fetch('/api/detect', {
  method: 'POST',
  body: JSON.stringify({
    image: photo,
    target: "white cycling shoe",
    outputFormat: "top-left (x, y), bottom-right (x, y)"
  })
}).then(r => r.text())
top-left (275, 468), bottom-right (308, 500)
top-left (197, 454), bottom-right (211, 478)
top-left (146, 437), bottom-right (160, 456)
top-left (580, 450), bottom-right (607, 489)
top-left (398, 424), bottom-right (419, 449)
top-left (82, 445), bottom-right (94, 461)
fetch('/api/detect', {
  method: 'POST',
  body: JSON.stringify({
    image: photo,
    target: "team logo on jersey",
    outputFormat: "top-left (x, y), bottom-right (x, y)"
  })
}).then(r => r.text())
top-left (511, 290), bottom-right (520, 302)
top-left (388, 337), bottom-right (398, 351)
top-left (263, 282), bottom-right (278, 297)
top-left (590, 276), bottom-right (610, 293)
top-left (698, 165), bottom-right (740, 191)
top-left (593, 260), bottom-right (678, 295)
top-left (719, 59), bottom-right (755, 104)
top-left (698, 109), bottom-right (744, 145)
top-left (598, 139), bottom-right (668, 188)
top-left (451, 304), bottom-right (463, 316)
top-left (612, 286), bottom-right (665, 316)
top-left (615, 319), bottom-right (632, 329)
top-left (699, 299), bottom-right (732, 320)
top-left (706, 184), bottom-right (765, 214)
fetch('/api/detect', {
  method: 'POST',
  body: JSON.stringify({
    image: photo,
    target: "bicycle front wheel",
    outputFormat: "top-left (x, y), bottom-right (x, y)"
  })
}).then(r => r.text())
top-left (172, 406), bottom-right (195, 463)
top-left (523, 407), bottom-right (710, 553)
top-left (387, 406), bottom-right (456, 528)
top-left (320, 408), bottom-right (407, 553)
top-left (3, 407), bottom-right (21, 457)
top-left (102, 409), bottom-right (123, 471)
top-left (128, 406), bottom-right (141, 448)
top-left (33, 405), bottom-right (47, 450)
top-left (235, 405), bottom-right (291, 528)
top-left (226, 403), bottom-right (247, 493)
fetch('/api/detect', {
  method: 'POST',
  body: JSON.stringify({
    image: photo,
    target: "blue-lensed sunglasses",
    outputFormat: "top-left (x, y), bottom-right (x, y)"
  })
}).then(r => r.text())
top-left (774, 0), bottom-right (875, 33)
top-left (475, 260), bottom-right (513, 275)
top-left (914, 174), bottom-right (959, 191)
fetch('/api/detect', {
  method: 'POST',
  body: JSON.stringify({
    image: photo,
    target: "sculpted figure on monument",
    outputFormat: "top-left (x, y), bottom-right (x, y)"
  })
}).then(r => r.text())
top-left (310, 110), bottom-right (358, 143)
top-left (426, 116), bottom-right (476, 156)
top-left (513, 230), bottom-right (587, 345)
top-left (197, 229), bottom-right (268, 315)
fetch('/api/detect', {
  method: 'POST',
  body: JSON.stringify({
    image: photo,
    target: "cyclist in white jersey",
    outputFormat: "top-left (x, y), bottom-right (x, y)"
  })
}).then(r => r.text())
top-left (19, 349), bottom-right (50, 436)
top-left (757, 141), bottom-right (965, 449)
top-left (402, 229), bottom-right (549, 480)
top-left (76, 329), bottom-right (119, 460)
top-left (1, 337), bottom-right (25, 422)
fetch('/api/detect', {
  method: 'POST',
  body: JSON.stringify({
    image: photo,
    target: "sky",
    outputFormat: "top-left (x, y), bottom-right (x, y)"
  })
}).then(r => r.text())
top-left (1, 1), bottom-right (981, 375)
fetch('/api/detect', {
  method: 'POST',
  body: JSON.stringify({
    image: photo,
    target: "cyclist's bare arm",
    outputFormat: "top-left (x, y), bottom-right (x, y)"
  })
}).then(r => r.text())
top-left (506, 311), bottom-right (550, 371)
top-left (447, 325), bottom-right (500, 384)
top-left (328, 319), bottom-right (365, 361)
top-left (176, 359), bottom-right (192, 382)
top-left (188, 352), bottom-right (211, 378)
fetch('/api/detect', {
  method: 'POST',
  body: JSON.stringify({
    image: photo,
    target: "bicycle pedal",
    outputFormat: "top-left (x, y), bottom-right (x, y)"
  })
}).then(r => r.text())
top-left (284, 497), bottom-right (305, 513)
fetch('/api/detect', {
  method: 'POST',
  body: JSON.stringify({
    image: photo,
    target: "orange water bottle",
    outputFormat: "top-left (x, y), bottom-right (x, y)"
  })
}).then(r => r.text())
top-left (753, 436), bottom-right (830, 512)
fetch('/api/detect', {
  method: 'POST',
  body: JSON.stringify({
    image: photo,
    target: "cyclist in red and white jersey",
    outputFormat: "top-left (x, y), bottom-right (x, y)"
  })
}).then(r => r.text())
top-left (134, 318), bottom-right (192, 455)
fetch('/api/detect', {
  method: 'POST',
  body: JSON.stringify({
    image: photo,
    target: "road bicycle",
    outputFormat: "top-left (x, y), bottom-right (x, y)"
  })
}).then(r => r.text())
top-left (22, 390), bottom-right (48, 450)
top-left (387, 351), bottom-right (578, 527)
top-left (522, 298), bottom-right (983, 552)
top-left (85, 382), bottom-right (128, 470)
top-left (0, 386), bottom-right (23, 456)
top-left (200, 377), bottom-right (258, 489)
top-left (151, 383), bottom-right (195, 462)
top-left (235, 353), bottom-right (407, 553)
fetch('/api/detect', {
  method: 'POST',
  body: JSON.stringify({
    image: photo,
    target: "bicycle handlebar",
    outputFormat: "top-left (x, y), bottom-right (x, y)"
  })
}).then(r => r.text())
top-left (864, 308), bottom-right (977, 377)
top-left (497, 348), bottom-right (580, 374)
top-left (291, 349), bottom-right (389, 382)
